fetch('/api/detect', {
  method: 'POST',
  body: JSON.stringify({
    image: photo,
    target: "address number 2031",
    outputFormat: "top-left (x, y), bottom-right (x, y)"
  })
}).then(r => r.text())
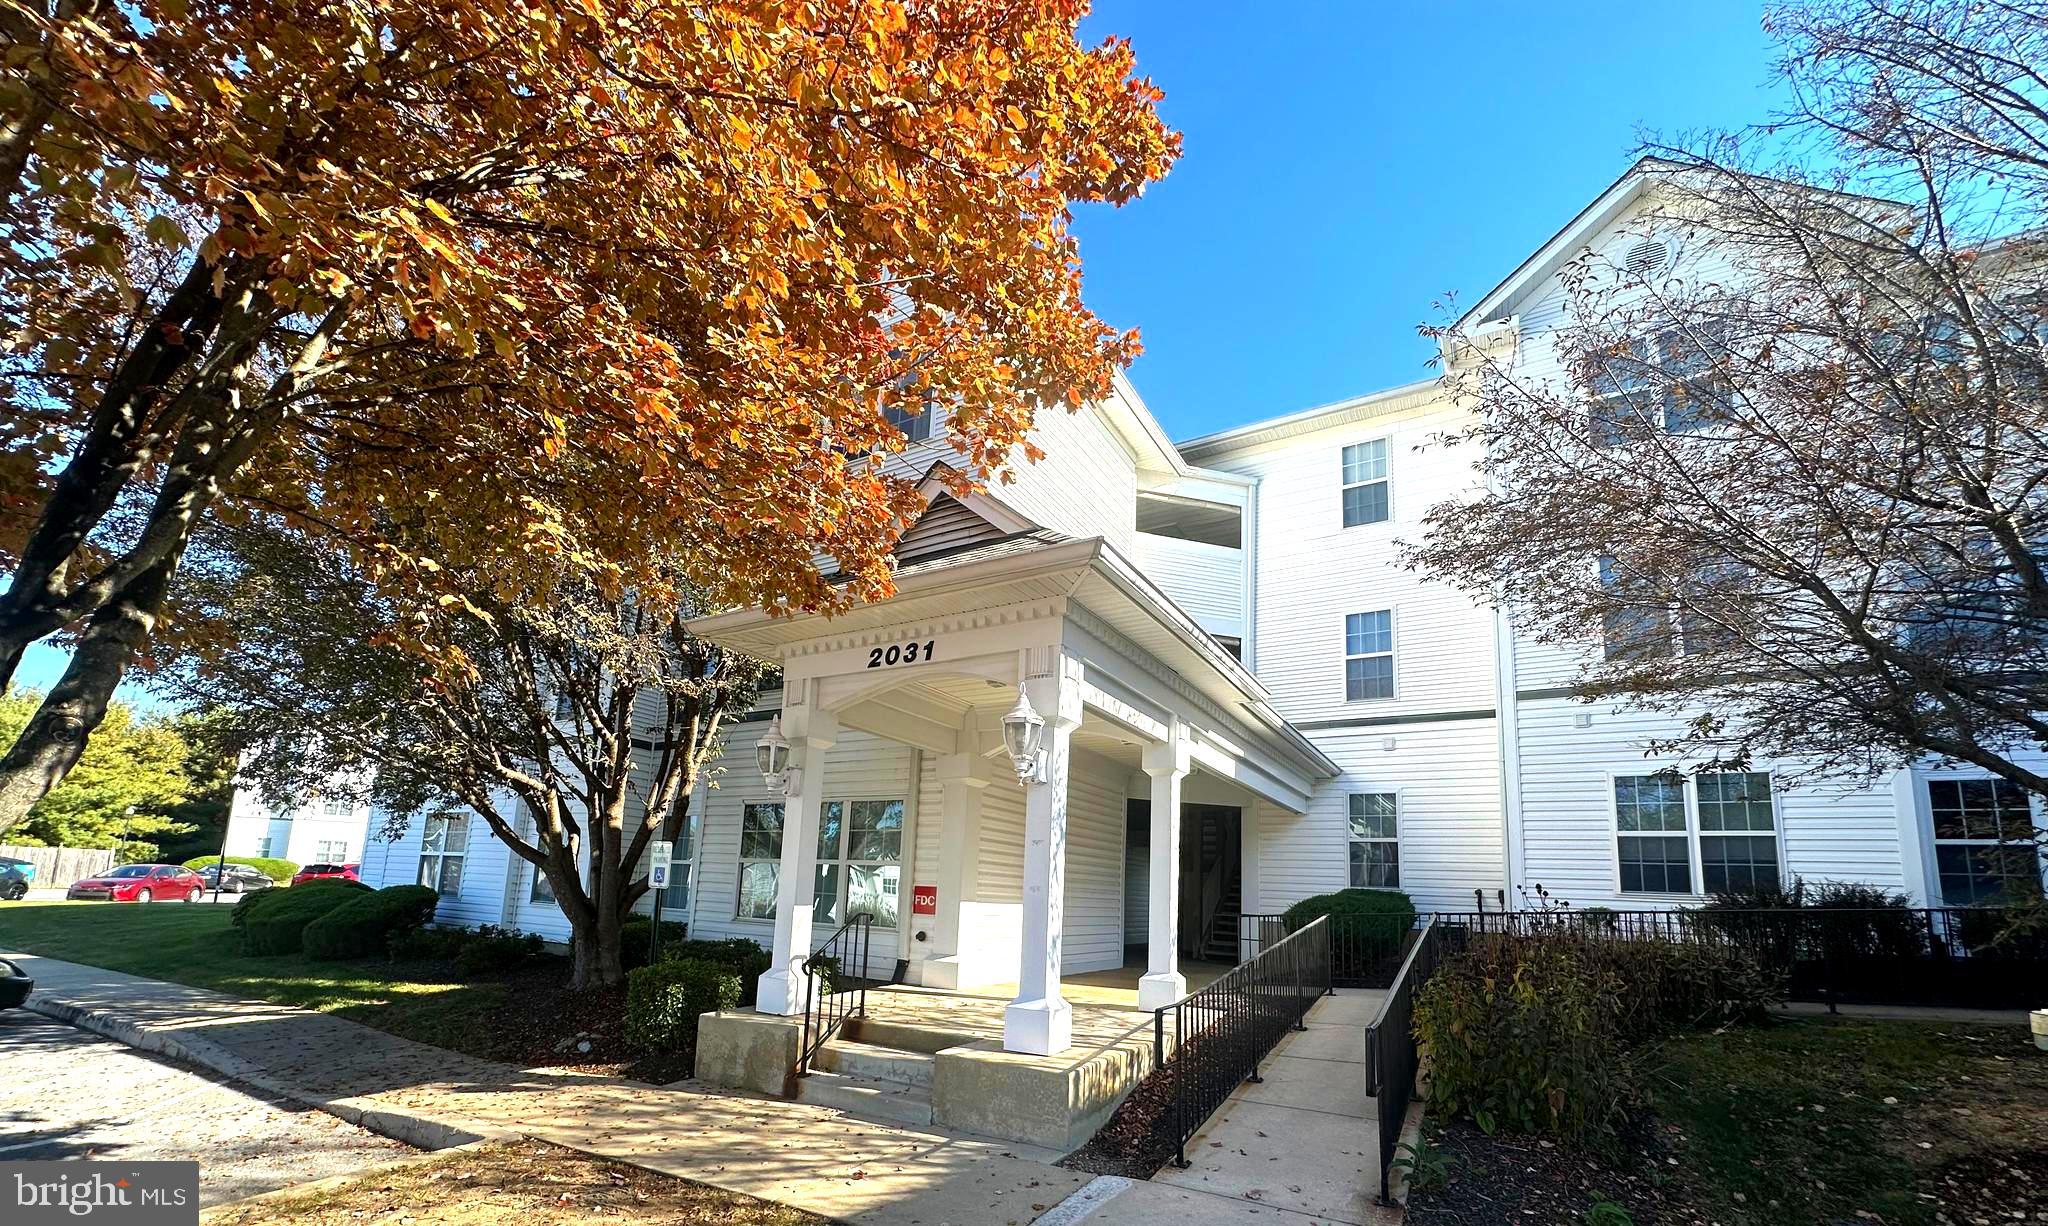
top-left (867, 640), bottom-right (936, 669)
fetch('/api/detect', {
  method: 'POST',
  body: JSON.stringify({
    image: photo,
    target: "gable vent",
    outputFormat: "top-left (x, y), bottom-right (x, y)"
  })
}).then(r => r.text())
top-left (1623, 238), bottom-right (1670, 276)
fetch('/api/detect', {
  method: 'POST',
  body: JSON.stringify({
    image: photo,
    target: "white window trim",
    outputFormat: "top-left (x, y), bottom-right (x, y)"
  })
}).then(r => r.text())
top-left (1921, 774), bottom-right (2048, 905)
top-left (815, 798), bottom-right (906, 931)
top-left (658, 808), bottom-right (698, 923)
top-left (734, 799), bottom-right (785, 924)
top-left (1346, 790), bottom-right (1402, 890)
top-left (1604, 768), bottom-right (1785, 900)
top-left (417, 814), bottom-right (469, 898)
top-left (1339, 437), bottom-right (1393, 530)
top-left (1343, 608), bottom-right (1398, 703)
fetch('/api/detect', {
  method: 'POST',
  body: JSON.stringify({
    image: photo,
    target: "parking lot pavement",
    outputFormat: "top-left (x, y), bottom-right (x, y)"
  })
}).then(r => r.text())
top-left (0, 1009), bottom-right (414, 1205)
top-left (20, 888), bottom-right (238, 903)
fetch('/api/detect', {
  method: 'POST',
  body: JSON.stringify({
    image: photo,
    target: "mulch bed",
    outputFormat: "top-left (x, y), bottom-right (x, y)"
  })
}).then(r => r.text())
top-left (1059, 1063), bottom-right (1183, 1178)
top-left (1404, 1116), bottom-right (1700, 1226)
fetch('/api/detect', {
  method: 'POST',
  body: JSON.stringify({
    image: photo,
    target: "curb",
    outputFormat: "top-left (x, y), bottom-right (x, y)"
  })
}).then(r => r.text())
top-left (23, 993), bottom-right (512, 1152)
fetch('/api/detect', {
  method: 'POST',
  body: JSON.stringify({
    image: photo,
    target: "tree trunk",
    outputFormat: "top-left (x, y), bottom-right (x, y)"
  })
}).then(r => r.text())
top-left (0, 547), bottom-right (179, 831)
top-left (569, 907), bottom-right (626, 990)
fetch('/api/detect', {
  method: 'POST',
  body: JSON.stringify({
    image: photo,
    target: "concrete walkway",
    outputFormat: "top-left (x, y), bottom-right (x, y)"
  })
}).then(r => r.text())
top-left (4, 952), bottom-right (1094, 1226)
top-left (1138, 989), bottom-right (1403, 1226)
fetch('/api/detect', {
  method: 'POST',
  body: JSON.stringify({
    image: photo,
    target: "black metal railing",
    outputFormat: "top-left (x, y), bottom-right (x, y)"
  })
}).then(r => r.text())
top-left (1364, 916), bottom-right (1450, 1206)
top-left (1240, 911), bottom-right (1416, 987)
top-left (1433, 905), bottom-right (2046, 1010)
top-left (1156, 915), bottom-right (1332, 1168)
top-left (795, 913), bottom-right (874, 1078)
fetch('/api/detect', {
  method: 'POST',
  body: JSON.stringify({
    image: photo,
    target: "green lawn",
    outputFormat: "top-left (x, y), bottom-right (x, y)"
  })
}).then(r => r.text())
top-left (1642, 1018), bottom-right (2048, 1225)
top-left (0, 900), bottom-right (520, 1056)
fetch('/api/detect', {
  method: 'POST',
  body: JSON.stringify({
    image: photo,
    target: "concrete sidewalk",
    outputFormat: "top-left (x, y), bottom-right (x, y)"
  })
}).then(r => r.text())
top-left (1143, 989), bottom-right (1403, 1226)
top-left (4, 952), bottom-right (1095, 1226)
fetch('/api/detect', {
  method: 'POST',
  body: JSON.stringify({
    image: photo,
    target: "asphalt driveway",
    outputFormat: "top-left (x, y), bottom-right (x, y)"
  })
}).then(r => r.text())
top-left (0, 1008), bottom-right (413, 1205)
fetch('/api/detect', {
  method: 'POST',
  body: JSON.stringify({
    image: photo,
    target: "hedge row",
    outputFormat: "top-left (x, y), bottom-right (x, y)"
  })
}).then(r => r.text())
top-left (184, 855), bottom-right (298, 883)
top-left (239, 878), bottom-right (372, 955)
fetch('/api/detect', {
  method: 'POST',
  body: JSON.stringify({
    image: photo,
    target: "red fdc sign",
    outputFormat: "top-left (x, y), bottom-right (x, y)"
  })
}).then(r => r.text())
top-left (912, 884), bottom-right (938, 915)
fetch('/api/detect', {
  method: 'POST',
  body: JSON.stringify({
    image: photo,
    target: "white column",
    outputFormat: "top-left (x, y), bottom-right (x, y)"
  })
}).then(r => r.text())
top-left (920, 750), bottom-right (990, 989)
top-left (755, 705), bottom-right (837, 1016)
top-left (1004, 657), bottom-right (1082, 1056)
top-left (1138, 728), bottom-right (1191, 1010)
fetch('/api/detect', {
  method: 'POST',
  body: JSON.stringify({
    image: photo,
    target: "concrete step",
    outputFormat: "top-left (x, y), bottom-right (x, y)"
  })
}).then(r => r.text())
top-left (794, 1069), bottom-right (934, 1127)
top-left (813, 1039), bottom-right (935, 1088)
top-left (841, 1016), bottom-right (973, 1054)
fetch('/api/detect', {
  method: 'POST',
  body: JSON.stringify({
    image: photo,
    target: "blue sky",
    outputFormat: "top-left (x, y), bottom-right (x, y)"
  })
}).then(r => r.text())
top-left (1072, 1), bottom-right (1787, 440)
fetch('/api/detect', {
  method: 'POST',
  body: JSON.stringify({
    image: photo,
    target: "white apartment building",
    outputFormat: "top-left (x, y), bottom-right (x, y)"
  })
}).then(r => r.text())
top-left (223, 781), bottom-right (366, 868)
top-left (359, 161), bottom-right (2047, 1059)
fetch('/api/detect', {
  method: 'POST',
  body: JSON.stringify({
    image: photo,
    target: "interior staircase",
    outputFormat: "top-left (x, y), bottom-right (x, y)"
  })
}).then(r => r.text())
top-left (792, 1017), bottom-right (953, 1128)
top-left (1203, 876), bottom-right (1241, 963)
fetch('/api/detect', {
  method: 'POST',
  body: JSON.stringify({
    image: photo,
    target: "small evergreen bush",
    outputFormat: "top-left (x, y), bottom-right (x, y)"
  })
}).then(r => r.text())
top-left (231, 875), bottom-right (368, 934)
top-left (620, 917), bottom-right (688, 970)
top-left (1283, 888), bottom-right (1417, 982)
top-left (658, 937), bottom-right (771, 1003)
top-left (302, 885), bottom-right (440, 960)
top-left (388, 925), bottom-right (469, 962)
top-left (183, 856), bottom-right (298, 883)
top-left (453, 924), bottom-right (544, 976)
top-left (625, 958), bottom-right (741, 1055)
top-left (241, 884), bottom-right (368, 955)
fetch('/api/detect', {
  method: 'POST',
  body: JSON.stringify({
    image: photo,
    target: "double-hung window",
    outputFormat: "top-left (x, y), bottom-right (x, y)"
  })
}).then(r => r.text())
top-left (815, 800), bottom-right (904, 929)
top-left (1598, 555), bottom-right (1676, 660)
top-left (1341, 440), bottom-right (1390, 527)
top-left (314, 839), bottom-right (350, 864)
top-left (736, 802), bottom-right (785, 920)
top-left (884, 398), bottom-right (934, 444)
top-left (1696, 772), bottom-right (1780, 893)
top-left (1614, 775), bottom-right (1692, 893)
top-left (320, 795), bottom-right (352, 819)
top-left (1344, 610), bottom-right (1395, 701)
top-left (664, 810), bottom-right (697, 917)
top-left (1613, 771), bottom-right (1781, 896)
top-left (417, 814), bottom-right (468, 897)
top-left (1928, 779), bottom-right (2044, 904)
top-left (1347, 793), bottom-right (1399, 888)
top-left (1588, 330), bottom-right (1733, 445)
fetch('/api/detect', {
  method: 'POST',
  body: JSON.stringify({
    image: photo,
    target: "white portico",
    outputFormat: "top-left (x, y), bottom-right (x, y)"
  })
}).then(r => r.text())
top-left (691, 522), bottom-right (1335, 1057)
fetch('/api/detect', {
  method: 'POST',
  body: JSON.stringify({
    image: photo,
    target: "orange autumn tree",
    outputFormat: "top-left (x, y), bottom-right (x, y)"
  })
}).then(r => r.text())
top-left (0, 0), bottom-right (1179, 831)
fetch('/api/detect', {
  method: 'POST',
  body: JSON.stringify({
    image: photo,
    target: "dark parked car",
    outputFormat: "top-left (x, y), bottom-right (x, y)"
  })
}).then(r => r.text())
top-left (0, 863), bottom-right (27, 901)
top-left (66, 864), bottom-right (206, 903)
top-left (0, 855), bottom-right (34, 889)
top-left (0, 959), bottom-right (30, 1009)
top-left (290, 863), bottom-right (359, 887)
top-left (197, 863), bottom-right (277, 894)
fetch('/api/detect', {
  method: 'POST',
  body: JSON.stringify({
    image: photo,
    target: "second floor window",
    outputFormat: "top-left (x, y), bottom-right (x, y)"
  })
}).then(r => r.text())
top-left (884, 399), bottom-right (934, 444)
top-left (1588, 329), bottom-right (1734, 445)
top-left (1345, 610), bottom-right (1395, 700)
top-left (1341, 439), bottom-right (1390, 527)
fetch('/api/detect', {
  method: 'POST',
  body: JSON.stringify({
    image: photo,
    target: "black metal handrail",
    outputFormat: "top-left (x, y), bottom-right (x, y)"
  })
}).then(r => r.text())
top-left (1364, 916), bottom-right (1449, 1206)
top-left (1154, 914), bottom-right (1332, 1169)
top-left (1239, 910), bottom-right (1418, 988)
top-left (1432, 904), bottom-right (2044, 1010)
top-left (795, 913), bottom-right (874, 1078)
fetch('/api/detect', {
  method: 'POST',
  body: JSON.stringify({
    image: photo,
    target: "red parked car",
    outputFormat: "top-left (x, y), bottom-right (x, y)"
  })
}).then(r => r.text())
top-left (66, 864), bottom-right (206, 904)
top-left (290, 863), bottom-right (360, 886)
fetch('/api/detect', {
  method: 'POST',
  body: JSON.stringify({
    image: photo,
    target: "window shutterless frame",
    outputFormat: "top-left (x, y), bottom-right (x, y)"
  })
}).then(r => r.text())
top-left (1339, 437), bottom-right (1392, 529)
top-left (1343, 608), bottom-right (1397, 702)
top-left (1604, 768), bottom-right (1785, 899)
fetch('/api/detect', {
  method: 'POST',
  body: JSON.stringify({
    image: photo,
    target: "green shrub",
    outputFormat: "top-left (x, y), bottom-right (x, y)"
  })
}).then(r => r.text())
top-left (658, 937), bottom-right (770, 1003)
top-left (241, 884), bottom-right (368, 956)
top-left (1283, 888), bottom-right (1417, 983)
top-left (620, 917), bottom-right (688, 970)
top-left (230, 876), bottom-right (369, 934)
top-left (1414, 931), bottom-right (1779, 1141)
top-left (625, 958), bottom-right (741, 1056)
top-left (301, 885), bottom-right (440, 961)
top-left (454, 924), bottom-right (544, 977)
top-left (183, 856), bottom-right (299, 883)
top-left (388, 925), bottom-right (469, 962)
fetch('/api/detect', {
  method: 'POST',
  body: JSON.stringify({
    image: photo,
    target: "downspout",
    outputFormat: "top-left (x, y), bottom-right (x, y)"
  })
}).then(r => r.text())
top-left (1492, 605), bottom-right (1525, 909)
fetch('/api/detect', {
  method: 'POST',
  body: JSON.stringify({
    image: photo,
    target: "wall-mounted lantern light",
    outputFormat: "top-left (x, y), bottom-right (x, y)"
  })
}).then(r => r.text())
top-left (1001, 690), bottom-right (1047, 782)
top-left (757, 716), bottom-right (793, 794)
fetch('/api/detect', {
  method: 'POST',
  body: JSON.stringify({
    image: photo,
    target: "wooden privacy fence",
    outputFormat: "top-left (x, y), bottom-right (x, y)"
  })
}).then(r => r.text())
top-left (0, 844), bottom-right (116, 890)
